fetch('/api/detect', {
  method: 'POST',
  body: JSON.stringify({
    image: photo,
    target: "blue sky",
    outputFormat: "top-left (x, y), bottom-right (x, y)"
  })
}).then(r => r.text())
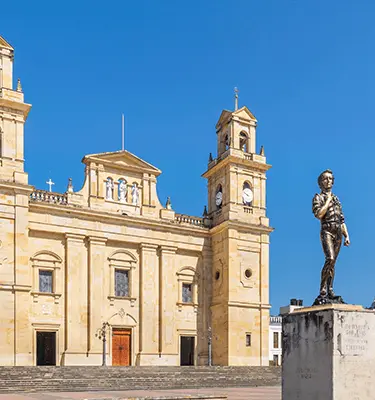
top-left (2, 1), bottom-right (374, 313)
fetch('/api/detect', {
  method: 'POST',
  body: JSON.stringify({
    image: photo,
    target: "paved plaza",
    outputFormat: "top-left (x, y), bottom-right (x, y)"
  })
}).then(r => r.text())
top-left (0, 387), bottom-right (281, 400)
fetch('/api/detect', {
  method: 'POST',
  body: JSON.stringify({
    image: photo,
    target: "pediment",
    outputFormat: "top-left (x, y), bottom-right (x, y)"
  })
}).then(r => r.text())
top-left (82, 150), bottom-right (161, 176)
top-left (233, 106), bottom-right (257, 122)
top-left (216, 106), bottom-right (256, 129)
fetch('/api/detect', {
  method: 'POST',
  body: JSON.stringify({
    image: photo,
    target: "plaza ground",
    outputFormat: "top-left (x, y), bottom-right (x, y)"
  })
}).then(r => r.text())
top-left (0, 387), bottom-right (281, 400)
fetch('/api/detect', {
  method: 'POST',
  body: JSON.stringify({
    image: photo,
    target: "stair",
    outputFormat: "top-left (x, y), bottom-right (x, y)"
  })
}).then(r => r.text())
top-left (0, 366), bottom-right (281, 393)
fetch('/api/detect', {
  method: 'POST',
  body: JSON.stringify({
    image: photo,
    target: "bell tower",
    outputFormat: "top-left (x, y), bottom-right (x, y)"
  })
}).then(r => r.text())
top-left (0, 35), bottom-right (31, 183)
top-left (203, 92), bottom-right (273, 366)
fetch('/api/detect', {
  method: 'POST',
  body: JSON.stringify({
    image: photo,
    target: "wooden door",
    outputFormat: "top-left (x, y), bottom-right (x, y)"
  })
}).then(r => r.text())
top-left (112, 329), bottom-right (131, 366)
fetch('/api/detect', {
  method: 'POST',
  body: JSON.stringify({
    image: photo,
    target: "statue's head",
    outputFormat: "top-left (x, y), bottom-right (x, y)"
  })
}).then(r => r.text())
top-left (318, 169), bottom-right (334, 191)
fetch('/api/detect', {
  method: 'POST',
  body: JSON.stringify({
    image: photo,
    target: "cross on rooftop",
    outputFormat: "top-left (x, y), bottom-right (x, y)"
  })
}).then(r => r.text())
top-left (46, 178), bottom-right (55, 192)
top-left (234, 87), bottom-right (239, 110)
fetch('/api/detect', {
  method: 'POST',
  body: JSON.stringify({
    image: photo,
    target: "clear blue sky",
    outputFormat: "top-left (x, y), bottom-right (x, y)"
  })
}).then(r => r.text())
top-left (2, 1), bottom-right (374, 313)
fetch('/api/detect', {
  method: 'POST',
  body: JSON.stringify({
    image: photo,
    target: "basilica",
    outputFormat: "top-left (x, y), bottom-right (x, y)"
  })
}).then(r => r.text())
top-left (0, 35), bottom-right (273, 366)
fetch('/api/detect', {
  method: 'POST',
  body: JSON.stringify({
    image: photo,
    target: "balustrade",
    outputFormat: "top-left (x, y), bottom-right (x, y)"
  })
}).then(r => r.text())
top-left (30, 190), bottom-right (68, 205)
top-left (175, 213), bottom-right (205, 227)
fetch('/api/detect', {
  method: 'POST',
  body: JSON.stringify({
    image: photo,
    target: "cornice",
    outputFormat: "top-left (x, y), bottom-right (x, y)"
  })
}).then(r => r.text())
top-left (202, 154), bottom-right (271, 179)
top-left (87, 236), bottom-right (108, 245)
top-left (0, 180), bottom-right (33, 194)
top-left (84, 156), bottom-right (160, 177)
top-left (0, 98), bottom-right (32, 119)
top-left (159, 245), bottom-right (178, 254)
top-left (65, 233), bottom-right (86, 242)
top-left (139, 243), bottom-right (159, 251)
top-left (209, 219), bottom-right (274, 236)
top-left (29, 202), bottom-right (210, 238)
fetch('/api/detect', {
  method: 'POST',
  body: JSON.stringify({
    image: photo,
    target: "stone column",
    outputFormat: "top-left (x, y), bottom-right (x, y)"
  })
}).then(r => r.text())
top-left (87, 236), bottom-right (107, 362)
top-left (282, 304), bottom-right (375, 400)
top-left (63, 233), bottom-right (87, 365)
top-left (138, 243), bottom-right (159, 365)
top-left (159, 245), bottom-right (178, 364)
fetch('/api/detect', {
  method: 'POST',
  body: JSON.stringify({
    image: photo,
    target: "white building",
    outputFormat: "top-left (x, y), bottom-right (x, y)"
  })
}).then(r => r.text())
top-left (269, 299), bottom-right (304, 366)
top-left (269, 316), bottom-right (282, 366)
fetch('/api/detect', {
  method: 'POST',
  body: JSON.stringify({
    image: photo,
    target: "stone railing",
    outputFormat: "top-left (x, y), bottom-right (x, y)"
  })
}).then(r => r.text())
top-left (30, 190), bottom-right (68, 205)
top-left (270, 316), bottom-right (282, 324)
top-left (175, 213), bottom-right (205, 227)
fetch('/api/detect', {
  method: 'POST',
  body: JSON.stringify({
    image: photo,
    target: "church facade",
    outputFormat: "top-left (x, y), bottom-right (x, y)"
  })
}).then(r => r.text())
top-left (0, 35), bottom-right (273, 367)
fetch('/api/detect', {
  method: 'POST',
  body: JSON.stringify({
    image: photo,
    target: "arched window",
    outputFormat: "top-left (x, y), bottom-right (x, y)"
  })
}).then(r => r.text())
top-left (224, 134), bottom-right (230, 151)
top-left (215, 184), bottom-right (223, 210)
top-left (242, 181), bottom-right (253, 206)
top-left (118, 178), bottom-right (127, 202)
top-left (239, 132), bottom-right (248, 153)
top-left (106, 177), bottom-right (114, 200)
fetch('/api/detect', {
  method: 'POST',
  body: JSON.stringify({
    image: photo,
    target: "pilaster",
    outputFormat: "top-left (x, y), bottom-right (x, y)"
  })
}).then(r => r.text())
top-left (159, 245), bottom-right (178, 358)
top-left (87, 236), bottom-right (107, 354)
top-left (14, 189), bottom-right (32, 365)
top-left (63, 233), bottom-right (87, 364)
top-left (138, 243), bottom-right (159, 364)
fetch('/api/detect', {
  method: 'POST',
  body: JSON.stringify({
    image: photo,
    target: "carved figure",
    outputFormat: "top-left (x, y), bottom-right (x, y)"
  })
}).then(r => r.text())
top-left (118, 180), bottom-right (127, 202)
top-left (312, 170), bottom-right (350, 305)
top-left (106, 178), bottom-right (114, 200)
top-left (131, 183), bottom-right (139, 205)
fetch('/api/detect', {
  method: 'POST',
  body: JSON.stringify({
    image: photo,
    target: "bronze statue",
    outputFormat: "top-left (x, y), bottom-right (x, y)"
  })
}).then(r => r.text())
top-left (312, 169), bottom-right (350, 305)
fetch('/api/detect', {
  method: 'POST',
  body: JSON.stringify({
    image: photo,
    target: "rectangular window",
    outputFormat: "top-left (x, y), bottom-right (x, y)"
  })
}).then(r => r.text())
top-left (273, 332), bottom-right (279, 349)
top-left (246, 333), bottom-right (251, 347)
top-left (182, 283), bottom-right (193, 303)
top-left (115, 269), bottom-right (129, 297)
top-left (39, 270), bottom-right (53, 293)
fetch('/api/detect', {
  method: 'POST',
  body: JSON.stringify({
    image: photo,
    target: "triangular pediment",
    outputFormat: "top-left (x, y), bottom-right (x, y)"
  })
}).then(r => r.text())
top-left (0, 36), bottom-right (13, 50)
top-left (233, 106), bottom-right (257, 122)
top-left (82, 150), bottom-right (161, 176)
top-left (216, 106), bottom-right (257, 129)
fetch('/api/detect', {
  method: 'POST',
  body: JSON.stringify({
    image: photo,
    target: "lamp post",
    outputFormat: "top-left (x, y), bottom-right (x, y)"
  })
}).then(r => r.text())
top-left (95, 308), bottom-right (126, 366)
top-left (96, 321), bottom-right (110, 366)
top-left (208, 326), bottom-right (212, 366)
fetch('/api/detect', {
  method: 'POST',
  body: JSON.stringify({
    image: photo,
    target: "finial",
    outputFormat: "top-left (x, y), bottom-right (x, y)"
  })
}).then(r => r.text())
top-left (203, 205), bottom-right (208, 218)
top-left (260, 145), bottom-right (265, 156)
top-left (16, 78), bottom-right (22, 92)
top-left (165, 196), bottom-right (172, 210)
top-left (208, 152), bottom-right (213, 163)
top-left (67, 177), bottom-right (74, 193)
top-left (234, 87), bottom-right (239, 111)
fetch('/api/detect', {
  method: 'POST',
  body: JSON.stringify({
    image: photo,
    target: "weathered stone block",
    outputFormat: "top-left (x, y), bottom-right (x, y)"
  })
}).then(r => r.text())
top-left (282, 304), bottom-right (375, 400)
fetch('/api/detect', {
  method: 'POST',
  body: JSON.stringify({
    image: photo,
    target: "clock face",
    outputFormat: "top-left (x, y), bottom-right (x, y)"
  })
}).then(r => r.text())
top-left (242, 187), bottom-right (253, 205)
top-left (215, 191), bottom-right (223, 207)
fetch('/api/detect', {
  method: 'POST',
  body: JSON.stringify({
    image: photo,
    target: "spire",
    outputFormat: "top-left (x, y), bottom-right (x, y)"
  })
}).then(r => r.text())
top-left (234, 87), bottom-right (239, 111)
top-left (16, 78), bottom-right (22, 92)
top-left (203, 205), bottom-right (208, 218)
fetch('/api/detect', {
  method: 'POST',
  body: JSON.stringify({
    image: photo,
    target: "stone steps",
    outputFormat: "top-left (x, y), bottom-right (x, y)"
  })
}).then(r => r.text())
top-left (0, 366), bottom-right (281, 393)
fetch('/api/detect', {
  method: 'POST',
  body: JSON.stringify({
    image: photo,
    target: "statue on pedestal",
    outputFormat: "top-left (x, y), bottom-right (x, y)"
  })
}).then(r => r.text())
top-left (131, 183), bottom-right (139, 206)
top-left (312, 169), bottom-right (350, 305)
top-left (118, 179), bottom-right (127, 202)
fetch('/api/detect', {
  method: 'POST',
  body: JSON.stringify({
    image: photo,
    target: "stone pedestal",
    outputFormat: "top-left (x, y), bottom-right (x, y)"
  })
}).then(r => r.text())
top-left (282, 304), bottom-right (375, 400)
